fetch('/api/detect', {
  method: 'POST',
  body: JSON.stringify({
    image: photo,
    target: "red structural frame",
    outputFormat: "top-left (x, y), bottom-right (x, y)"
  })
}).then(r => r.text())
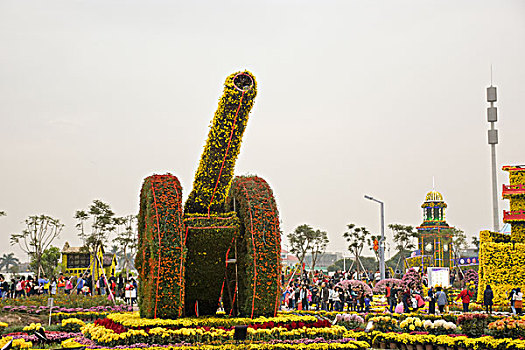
top-left (503, 210), bottom-right (525, 222)
top-left (503, 184), bottom-right (525, 196)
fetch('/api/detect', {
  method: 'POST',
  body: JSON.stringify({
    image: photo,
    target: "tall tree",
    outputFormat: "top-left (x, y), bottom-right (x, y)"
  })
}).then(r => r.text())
top-left (342, 223), bottom-right (370, 276)
top-left (389, 224), bottom-right (419, 253)
top-left (114, 215), bottom-right (137, 272)
top-left (0, 211), bottom-right (6, 217)
top-left (309, 229), bottom-right (329, 273)
top-left (75, 200), bottom-right (116, 253)
top-left (287, 224), bottom-right (316, 272)
top-left (75, 200), bottom-right (116, 290)
top-left (471, 236), bottom-right (480, 252)
top-left (10, 215), bottom-right (64, 279)
top-left (388, 224), bottom-right (419, 272)
top-left (109, 244), bottom-right (119, 256)
top-left (29, 247), bottom-right (61, 278)
top-left (0, 253), bottom-right (20, 272)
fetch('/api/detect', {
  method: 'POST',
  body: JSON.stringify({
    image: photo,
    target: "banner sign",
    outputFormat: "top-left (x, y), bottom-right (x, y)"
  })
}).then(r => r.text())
top-left (427, 267), bottom-right (450, 288)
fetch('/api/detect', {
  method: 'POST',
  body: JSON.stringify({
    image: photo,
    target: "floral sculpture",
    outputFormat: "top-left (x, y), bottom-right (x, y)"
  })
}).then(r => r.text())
top-left (477, 165), bottom-right (525, 305)
top-left (335, 280), bottom-right (372, 295)
top-left (136, 71), bottom-right (281, 319)
top-left (372, 278), bottom-right (406, 294)
top-left (401, 268), bottom-right (422, 289)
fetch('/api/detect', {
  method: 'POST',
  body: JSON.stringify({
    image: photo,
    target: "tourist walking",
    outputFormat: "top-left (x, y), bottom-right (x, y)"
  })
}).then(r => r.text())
top-left (65, 277), bottom-right (73, 295)
top-left (320, 282), bottom-right (329, 311)
top-left (435, 286), bottom-right (448, 314)
top-left (509, 288), bottom-right (517, 314)
top-left (456, 284), bottom-right (474, 312)
top-left (76, 275), bottom-right (84, 295)
top-left (483, 285), bottom-right (494, 314)
top-left (428, 287), bottom-right (436, 315)
top-left (513, 287), bottom-right (523, 315)
top-left (50, 277), bottom-right (57, 296)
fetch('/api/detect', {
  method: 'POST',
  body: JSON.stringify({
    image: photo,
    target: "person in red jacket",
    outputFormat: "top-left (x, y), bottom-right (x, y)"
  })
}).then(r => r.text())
top-left (456, 282), bottom-right (474, 312)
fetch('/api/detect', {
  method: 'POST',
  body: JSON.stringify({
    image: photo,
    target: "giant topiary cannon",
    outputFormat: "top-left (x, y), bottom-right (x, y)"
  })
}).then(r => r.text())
top-left (136, 71), bottom-right (281, 319)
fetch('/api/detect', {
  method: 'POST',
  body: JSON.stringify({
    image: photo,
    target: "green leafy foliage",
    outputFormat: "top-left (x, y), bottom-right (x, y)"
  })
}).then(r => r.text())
top-left (29, 246), bottom-right (60, 278)
top-left (0, 253), bottom-right (20, 272)
top-left (343, 224), bottom-right (370, 275)
top-left (10, 215), bottom-right (63, 279)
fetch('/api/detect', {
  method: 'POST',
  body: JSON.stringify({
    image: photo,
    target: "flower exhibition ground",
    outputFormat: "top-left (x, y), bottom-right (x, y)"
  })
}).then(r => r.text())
top-left (2, 293), bottom-right (525, 350)
top-left (2, 68), bottom-right (525, 350)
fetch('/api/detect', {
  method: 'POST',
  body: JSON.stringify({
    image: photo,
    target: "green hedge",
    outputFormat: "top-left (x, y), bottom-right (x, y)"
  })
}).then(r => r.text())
top-left (136, 174), bottom-right (186, 319)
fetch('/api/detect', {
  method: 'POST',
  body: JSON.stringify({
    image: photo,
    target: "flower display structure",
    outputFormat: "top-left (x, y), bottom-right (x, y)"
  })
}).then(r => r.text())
top-left (184, 72), bottom-right (257, 215)
top-left (372, 278), bottom-right (406, 294)
top-left (401, 268), bottom-right (422, 289)
top-left (335, 280), bottom-right (372, 295)
top-left (136, 175), bottom-right (186, 319)
top-left (183, 212), bottom-right (240, 316)
top-left (478, 166), bottom-right (525, 305)
top-left (477, 230), bottom-right (525, 305)
top-left (136, 71), bottom-right (281, 318)
top-left (225, 176), bottom-right (282, 317)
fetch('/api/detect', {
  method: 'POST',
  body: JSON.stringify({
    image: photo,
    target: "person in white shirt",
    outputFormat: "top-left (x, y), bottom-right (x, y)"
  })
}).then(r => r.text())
top-left (513, 287), bottom-right (523, 315)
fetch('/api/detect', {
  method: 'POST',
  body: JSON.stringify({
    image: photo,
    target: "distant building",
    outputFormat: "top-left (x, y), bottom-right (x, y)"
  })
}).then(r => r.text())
top-left (304, 252), bottom-right (342, 271)
top-left (281, 249), bottom-right (299, 267)
top-left (61, 242), bottom-right (117, 278)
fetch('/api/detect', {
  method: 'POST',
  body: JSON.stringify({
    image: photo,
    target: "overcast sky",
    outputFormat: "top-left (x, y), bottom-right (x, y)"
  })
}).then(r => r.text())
top-left (1, 0), bottom-right (524, 261)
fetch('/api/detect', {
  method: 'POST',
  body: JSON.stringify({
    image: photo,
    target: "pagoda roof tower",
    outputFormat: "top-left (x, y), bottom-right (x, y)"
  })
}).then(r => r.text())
top-left (418, 189), bottom-right (450, 230)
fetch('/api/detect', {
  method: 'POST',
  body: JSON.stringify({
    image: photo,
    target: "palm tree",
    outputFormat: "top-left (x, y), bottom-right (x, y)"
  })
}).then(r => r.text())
top-left (0, 253), bottom-right (20, 272)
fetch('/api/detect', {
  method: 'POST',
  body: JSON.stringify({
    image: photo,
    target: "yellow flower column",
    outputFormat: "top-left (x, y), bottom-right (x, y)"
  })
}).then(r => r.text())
top-left (478, 165), bottom-right (525, 304)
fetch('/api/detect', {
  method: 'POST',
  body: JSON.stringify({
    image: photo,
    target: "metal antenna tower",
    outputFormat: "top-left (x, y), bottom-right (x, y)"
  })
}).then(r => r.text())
top-left (487, 69), bottom-right (500, 232)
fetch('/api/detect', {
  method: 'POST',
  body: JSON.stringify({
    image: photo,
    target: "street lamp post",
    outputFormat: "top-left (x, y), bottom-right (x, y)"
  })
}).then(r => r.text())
top-left (364, 195), bottom-right (385, 280)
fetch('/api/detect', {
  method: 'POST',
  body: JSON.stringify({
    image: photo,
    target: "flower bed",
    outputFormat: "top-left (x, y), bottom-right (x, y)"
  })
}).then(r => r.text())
top-left (3, 304), bottom-right (132, 316)
top-left (0, 294), bottom-right (120, 309)
top-left (3, 309), bottom-right (525, 350)
top-left (69, 343), bottom-right (369, 350)
top-left (106, 312), bottom-right (327, 329)
top-left (488, 316), bottom-right (525, 338)
top-left (3, 330), bottom-right (81, 342)
top-left (80, 313), bottom-right (342, 346)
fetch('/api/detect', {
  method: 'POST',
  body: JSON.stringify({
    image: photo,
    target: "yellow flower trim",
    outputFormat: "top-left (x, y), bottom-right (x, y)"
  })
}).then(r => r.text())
top-left (107, 311), bottom-right (318, 328)
top-left (22, 323), bottom-right (44, 332)
top-left (0, 337), bottom-right (32, 349)
top-left (82, 320), bottom-right (347, 346)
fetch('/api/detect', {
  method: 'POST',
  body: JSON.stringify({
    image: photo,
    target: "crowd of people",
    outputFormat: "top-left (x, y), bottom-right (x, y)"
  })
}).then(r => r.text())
top-left (1, 268), bottom-right (523, 315)
top-left (0, 273), bottom-right (138, 305)
top-left (282, 269), bottom-right (378, 312)
top-left (281, 269), bottom-right (523, 315)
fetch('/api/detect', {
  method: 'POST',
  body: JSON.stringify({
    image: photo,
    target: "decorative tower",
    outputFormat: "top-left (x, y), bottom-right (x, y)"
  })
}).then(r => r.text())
top-left (477, 165), bottom-right (525, 305)
top-left (502, 165), bottom-right (525, 242)
top-left (416, 190), bottom-right (453, 269)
